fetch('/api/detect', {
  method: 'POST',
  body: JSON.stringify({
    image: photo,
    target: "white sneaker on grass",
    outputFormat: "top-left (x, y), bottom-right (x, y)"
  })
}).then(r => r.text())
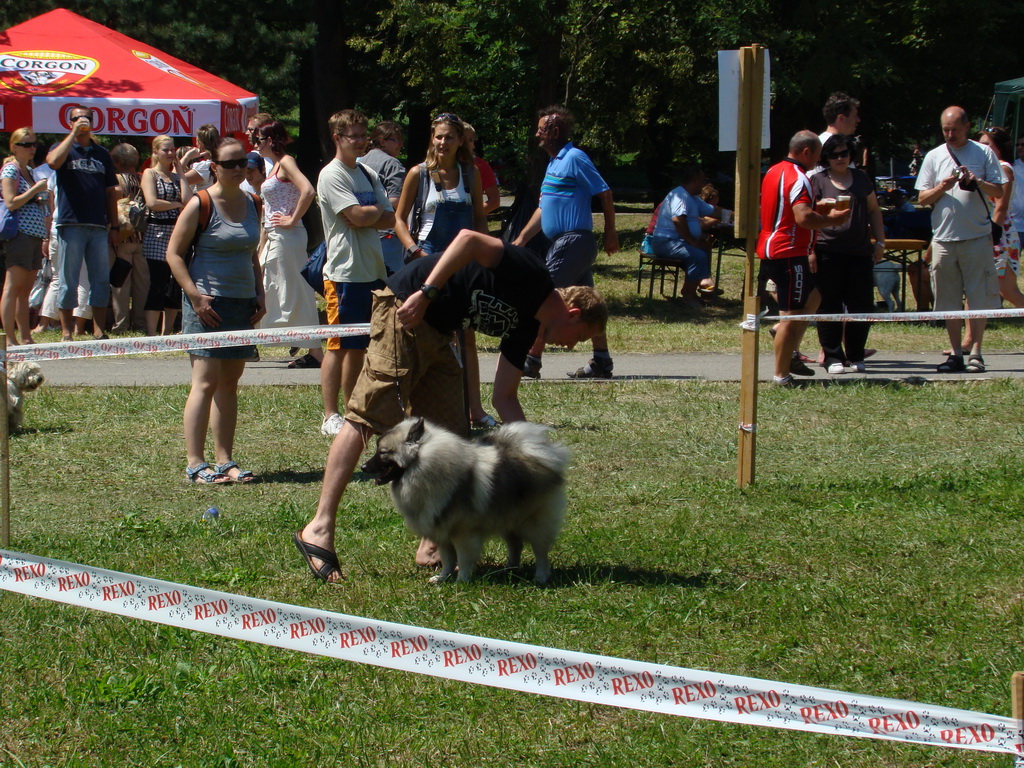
top-left (321, 412), bottom-right (344, 436)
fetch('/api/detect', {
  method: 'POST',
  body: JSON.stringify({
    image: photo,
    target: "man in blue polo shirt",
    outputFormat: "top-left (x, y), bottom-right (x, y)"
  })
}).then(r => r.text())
top-left (513, 105), bottom-right (619, 378)
top-left (46, 106), bottom-right (119, 341)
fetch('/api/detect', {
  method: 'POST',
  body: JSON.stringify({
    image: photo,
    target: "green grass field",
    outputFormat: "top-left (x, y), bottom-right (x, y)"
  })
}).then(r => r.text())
top-left (2, 378), bottom-right (1024, 767)
top-left (3, 212), bottom-right (1024, 766)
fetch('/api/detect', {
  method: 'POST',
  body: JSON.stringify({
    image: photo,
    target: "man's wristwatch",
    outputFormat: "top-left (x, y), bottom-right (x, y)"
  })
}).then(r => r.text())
top-left (419, 283), bottom-right (440, 301)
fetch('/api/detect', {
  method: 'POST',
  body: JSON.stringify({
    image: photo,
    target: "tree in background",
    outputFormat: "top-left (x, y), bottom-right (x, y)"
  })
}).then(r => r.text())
top-left (5, 0), bottom-right (1024, 193)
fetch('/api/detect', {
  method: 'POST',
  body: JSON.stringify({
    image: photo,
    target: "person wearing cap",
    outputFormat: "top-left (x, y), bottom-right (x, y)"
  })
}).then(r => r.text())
top-left (243, 151), bottom-right (266, 195)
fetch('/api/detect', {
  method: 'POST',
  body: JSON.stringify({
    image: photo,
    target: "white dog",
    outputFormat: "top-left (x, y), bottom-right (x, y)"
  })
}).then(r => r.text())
top-left (7, 362), bottom-right (44, 431)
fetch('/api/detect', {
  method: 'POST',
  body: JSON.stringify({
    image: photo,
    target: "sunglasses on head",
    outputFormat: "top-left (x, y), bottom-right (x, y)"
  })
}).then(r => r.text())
top-left (433, 113), bottom-right (461, 124)
top-left (215, 158), bottom-right (247, 169)
top-left (14, 141), bottom-right (38, 148)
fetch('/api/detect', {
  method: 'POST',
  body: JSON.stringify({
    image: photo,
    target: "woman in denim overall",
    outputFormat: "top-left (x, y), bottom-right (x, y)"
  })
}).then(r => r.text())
top-left (394, 113), bottom-right (495, 428)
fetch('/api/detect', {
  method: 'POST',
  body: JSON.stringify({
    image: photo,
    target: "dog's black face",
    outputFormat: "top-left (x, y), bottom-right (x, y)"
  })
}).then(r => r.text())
top-left (361, 450), bottom-right (407, 486)
top-left (360, 417), bottom-right (426, 486)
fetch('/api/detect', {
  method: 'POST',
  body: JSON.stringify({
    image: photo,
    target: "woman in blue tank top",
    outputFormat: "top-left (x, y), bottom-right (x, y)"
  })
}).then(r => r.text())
top-left (166, 137), bottom-right (266, 485)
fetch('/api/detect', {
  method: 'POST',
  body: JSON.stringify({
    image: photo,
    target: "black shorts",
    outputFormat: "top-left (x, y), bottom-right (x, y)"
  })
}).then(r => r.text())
top-left (762, 256), bottom-right (815, 311)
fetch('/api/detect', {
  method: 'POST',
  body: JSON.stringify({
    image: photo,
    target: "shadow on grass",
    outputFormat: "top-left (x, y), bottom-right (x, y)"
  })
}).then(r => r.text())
top-left (12, 425), bottom-right (73, 436)
top-left (258, 469), bottom-right (376, 485)
top-left (472, 562), bottom-right (715, 589)
top-left (602, 292), bottom-right (746, 326)
top-left (783, 376), bottom-right (936, 389)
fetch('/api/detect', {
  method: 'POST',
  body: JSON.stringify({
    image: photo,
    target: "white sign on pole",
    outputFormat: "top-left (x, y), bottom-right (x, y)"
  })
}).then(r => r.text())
top-left (717, 49), bottom-right (771, 152)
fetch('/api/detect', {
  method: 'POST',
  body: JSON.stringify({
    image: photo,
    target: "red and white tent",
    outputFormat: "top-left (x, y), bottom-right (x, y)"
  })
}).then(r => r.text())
top-left (0, 9), bottom-right (258, 137)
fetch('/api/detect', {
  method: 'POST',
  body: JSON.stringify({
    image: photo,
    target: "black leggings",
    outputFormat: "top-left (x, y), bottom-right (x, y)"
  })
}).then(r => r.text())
top-left (144, 259), bottom-right (182, 311)
top-left (814, 249), bottom-right (875, 363)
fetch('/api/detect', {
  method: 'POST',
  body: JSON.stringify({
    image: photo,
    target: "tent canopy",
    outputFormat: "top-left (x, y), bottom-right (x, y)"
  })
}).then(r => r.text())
top-left (992, 77), bottom-right (1024, 137)
top-left (0, 9), bottom-right (258, 137)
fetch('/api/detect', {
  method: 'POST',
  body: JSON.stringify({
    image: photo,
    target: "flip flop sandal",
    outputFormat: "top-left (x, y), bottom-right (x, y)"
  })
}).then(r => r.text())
top-left (186, 462), bottom-right (230, 484)
top-left (471, 414), bottom-right (499, 429)
top-left (293, 532), bottom-right (344, 582)
top-left (215, 461), bottom-right (257, 483)
top-left (287, 353), bottom-right (321, 369)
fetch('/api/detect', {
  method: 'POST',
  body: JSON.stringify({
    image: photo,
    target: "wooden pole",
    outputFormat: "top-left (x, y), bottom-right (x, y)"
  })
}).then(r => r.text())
top-left (1, 332), bottom-right (9, 547)
top-left (1012, 672), bottom-right (1024, 753)
top-left (736, 45), bottom-right (765, 489)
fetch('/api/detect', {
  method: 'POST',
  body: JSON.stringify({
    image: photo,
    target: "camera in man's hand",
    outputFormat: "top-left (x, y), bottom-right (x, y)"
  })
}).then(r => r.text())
top-left (955, 167), bottom-right (978, 192)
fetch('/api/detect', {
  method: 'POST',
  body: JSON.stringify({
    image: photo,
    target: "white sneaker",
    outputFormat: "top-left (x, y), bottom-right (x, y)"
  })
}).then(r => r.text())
top-left (827, 362), bottom-right (847, 375)
top-left (320, 413), bottom-right (344, 436)
top-left (849, 361), bottom-right (866, 373)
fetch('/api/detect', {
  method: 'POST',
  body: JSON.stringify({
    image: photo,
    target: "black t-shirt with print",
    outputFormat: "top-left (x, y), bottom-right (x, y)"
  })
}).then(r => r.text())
top-left (386, 243), bottom-right (554, 370)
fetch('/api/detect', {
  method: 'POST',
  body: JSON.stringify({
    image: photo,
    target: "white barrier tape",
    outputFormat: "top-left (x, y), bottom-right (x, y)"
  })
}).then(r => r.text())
top-left (2, 325), bottom-right (370, 363)
top-left (740, 309), bottom-right (769, 332)
top-left (2, 549), bottom-right (1020, 756)
top-left (760, 307), bottom-right (1024, 324)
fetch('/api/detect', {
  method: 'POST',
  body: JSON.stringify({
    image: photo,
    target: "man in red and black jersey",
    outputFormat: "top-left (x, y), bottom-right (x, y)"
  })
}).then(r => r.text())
top-left (757, 130), bottom-right (851, 385)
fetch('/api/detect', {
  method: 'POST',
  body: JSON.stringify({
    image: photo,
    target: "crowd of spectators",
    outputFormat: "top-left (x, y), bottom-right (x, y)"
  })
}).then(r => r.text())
top-left (2, 97), bottom-right (1023, 398)
top-left (5, 98), bottom-right (1024, 580)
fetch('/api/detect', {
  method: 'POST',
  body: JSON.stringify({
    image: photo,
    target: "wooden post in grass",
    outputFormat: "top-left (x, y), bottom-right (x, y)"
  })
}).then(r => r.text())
top-left (735, 44), bottom-right (766, 489)
top-left (1, 332), bottom-right (8, 546)
top-left (1012, 672), bottom-right (1024, 756)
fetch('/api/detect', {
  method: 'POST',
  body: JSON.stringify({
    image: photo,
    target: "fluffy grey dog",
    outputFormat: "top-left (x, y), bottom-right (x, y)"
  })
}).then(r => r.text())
top-left (7, 361), bottom-right (44, 431)
top-left (361, 417), bottom-right (570, 584)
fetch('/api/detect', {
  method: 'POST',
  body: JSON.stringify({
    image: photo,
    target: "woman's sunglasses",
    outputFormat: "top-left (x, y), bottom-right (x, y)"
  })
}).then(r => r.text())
top-left (215, 158), bottom-right (247, 169)
top-left (14, 141), bottom-right (38, 148)
top-left (826, 149), bottom-right (850, 160)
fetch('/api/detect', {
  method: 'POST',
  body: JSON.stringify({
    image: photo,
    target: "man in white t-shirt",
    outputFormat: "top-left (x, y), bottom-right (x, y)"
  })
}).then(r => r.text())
top-left (316, 109), bottom-right (394, 436)
top-left (915, 106), bottom-right (1004, 373)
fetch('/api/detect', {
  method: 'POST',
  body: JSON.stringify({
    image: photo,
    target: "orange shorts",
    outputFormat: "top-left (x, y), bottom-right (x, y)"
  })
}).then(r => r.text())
top-left (323, 279), bottom-right (383, 351)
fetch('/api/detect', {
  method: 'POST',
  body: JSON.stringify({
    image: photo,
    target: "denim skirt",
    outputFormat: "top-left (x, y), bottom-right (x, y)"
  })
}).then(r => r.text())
top-left (182, 295), bottom-right (258, 359)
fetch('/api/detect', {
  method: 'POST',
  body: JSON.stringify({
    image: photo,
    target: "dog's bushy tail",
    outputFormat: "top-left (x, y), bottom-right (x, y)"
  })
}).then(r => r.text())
top-left (490, 422), bottom-right (570, 478)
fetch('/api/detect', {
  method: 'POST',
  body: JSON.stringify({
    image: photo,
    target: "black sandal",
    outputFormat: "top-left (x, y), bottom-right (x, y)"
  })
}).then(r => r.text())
top-left (288, 353), bottom-right (321, 369)
top-left (293, 532), bottom-right (343, 582)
